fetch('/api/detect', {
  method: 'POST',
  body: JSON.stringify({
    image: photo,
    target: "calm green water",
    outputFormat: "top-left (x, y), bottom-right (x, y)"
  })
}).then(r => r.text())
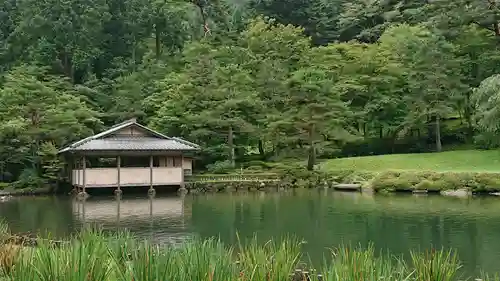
top-left (1, 190), bottom-right (499, 276)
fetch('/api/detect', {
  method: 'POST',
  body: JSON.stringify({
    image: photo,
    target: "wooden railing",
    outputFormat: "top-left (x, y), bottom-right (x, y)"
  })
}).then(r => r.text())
top-left (185, 173), bottom-right (280, 183)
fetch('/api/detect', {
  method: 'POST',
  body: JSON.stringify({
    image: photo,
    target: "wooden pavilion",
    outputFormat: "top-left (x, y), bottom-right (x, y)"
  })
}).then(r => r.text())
top-left (59, 119), bottom-right (200, 194)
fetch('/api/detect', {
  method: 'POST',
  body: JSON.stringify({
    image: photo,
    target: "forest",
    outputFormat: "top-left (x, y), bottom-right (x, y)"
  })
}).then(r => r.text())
top-left (1, 0), bottom-right (500, 187)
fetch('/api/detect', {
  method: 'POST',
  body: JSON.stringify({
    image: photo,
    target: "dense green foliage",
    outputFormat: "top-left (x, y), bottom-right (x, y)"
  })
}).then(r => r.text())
top-left (3, 0), bottom-right (500, 185)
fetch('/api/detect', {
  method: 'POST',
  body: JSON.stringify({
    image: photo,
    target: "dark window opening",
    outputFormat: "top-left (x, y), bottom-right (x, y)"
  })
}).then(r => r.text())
top-left (173, 157), bottom-right (182, 167)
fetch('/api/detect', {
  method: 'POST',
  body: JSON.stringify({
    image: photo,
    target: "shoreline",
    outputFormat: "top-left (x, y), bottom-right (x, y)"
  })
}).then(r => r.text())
top-left (4, 168), bottom-right (500, 199)
top-left (0, 187), bottom-right (52, 197)
top-left (323, 169), bottom-right (500, 198)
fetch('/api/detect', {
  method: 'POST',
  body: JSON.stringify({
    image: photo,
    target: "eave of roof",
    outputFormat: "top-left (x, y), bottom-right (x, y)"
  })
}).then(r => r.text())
top-left (58, 119), bottom-right (200, 154)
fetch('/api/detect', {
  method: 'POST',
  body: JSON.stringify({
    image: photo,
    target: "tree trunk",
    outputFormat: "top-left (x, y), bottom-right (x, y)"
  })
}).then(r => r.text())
top-left (379, 126), bottom-right (383, 139)
top-left (390, 132), bottom-right (397, 154)
top-left (61, 52), bottom-right (74, 83)
top-left (435, 114), bottom-right (442, 152)
top-left (228, 126), bottom-right (235, 168)
top-left (307, 124), bottom-right (316, 171)
top-left (427, 113), bottom-right (433, 139)
top-left (258, 139), bottom-right (265, 159)
top-left (195, 3), bottom-right (209, 36)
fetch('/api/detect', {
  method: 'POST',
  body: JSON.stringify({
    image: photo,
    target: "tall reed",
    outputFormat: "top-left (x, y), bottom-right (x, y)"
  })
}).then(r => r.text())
top-left (0, 221), bottom-right (488, 281)
top-left (410, 248), bottom-right (461, 281)
top-left (111, 241), bottom-right (174, 281)
top-left (27, 230), bottom-right (114, 281)
top-left (481, 273), bottom-right (500, 281)
top-left (0, 220), bottom-right (8, 243)
top-left (318, 244), bottom-right (412, 281)
top-left (236, 234), bottom-right (302, 281)
top-left (174, 238), bottom-right (236, 281)
top-left (0, 244), bottom-right (20, 276)
top-left (0, 220), bottom-right (19, 278)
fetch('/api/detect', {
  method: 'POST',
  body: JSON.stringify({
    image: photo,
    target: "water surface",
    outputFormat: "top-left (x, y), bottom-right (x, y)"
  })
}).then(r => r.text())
top-left (1, 190), bottom-right (499, 276)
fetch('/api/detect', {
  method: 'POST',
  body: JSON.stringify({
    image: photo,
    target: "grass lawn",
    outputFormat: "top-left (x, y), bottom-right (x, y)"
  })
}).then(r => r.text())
top-left (321, 150), bottom-right (500, 173)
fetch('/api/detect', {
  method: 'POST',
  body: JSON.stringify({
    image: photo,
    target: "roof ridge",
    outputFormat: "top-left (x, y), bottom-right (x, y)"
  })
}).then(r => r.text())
top-left (172, 137), bottom-right (200, 148)
top-left (59, 137), bottom-right (200, 152)
top-left (108, 118), bottom-right (136, 130)
top-left (71, 120), bottom-right (136, 147)
top-left (59, 119), bottom-right (138, 153)
top-left (58, 119), bottom-right (187, 154)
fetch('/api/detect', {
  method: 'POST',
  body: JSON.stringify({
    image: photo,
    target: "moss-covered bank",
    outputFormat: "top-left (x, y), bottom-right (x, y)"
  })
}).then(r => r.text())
top-left (192, 161), bottom-right (500, 196)
top-left (325, 169), bottom-right (500, 194)
top-left (186, 167), bottom-right (500, 195)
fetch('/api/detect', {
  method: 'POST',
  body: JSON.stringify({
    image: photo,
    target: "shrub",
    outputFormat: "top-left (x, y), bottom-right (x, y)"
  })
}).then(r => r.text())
top-left (414, 180), bottom-right (449, 192)
top-left (343, 170), bottom-right (483, 193)
top-left (468, 173), bottom-right (500, 192)
top-left (14, 168), bottom-right (45, 189)
top-left (371, 171), bottom-right (418, 192)
top-left (326, 170), bottom-right (376, 185)
top-left (243, 161), bottom-right (273, 169)
top-left (414, 180), bottom-right (433, 191)
top-left (206, 161), bottom-right (234, 174)
top-left (445, 173), bottom-right (472, 189)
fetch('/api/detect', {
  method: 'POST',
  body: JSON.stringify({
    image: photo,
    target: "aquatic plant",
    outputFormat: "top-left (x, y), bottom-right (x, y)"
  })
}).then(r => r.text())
top-left (5, 247), bottom-right (37, 281)
top-left (0, 222), bottom-right (491, 281)
top-left (106, 229), bottom-right (136, 270)
top-left (174, 238), bottom-right (236, 281)
top-left (112, 241), bottom-right (174, 281)
top-left (31, 231), bottom-right (114, 281)
top-left (0, 220), bottom-right (19, 277)
top-left (0, 244), bottom-right (21, 276)
top-left (319, 244), bottom-right (412, 281)
top-left (0, 221), bottom-right (8, 242)
top-left (480, 273), bottom-right (500, 281)
top-left (410, 248), bottom-right (461, 281)
top-left (237, 234), bottom-right (302, 281)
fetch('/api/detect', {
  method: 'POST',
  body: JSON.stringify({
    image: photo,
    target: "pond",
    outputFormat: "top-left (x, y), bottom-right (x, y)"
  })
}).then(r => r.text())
top-left (1, 190), bottom-right (499, 277)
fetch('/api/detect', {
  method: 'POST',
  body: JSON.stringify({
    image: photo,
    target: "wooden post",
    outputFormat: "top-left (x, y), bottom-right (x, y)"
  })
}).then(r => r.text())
top-left (115, 155), bottom-right (122, 196)
top-left (181, 154), bottom-right (185, 184)
top-left (148, 155), bottom-right (155, 196)
top-left (76, 158), bottom-right (80, 192)
top-left (82, 155), bottom-right (87, 194)
top-left (150, 155), bottom-right (153, 188)
top-left (117, 156), bottom-right (121, 189)
top-left (116, 155), bottom-right (122, 191)
top-left (69, 156), bottom-right (73, 188)
top-left (178, 154), bottom-right (188, 194)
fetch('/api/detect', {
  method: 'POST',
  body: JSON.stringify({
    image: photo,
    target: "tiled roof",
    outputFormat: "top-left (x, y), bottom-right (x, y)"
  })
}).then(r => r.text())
top-left (68, 137), bottom-right (197, 151)
top-left (59, 119), bottom-right (200, 153)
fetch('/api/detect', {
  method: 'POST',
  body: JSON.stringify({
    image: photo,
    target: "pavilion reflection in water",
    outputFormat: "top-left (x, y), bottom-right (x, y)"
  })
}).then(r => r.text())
top-left (72, 196), bottom-right (193, 244)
